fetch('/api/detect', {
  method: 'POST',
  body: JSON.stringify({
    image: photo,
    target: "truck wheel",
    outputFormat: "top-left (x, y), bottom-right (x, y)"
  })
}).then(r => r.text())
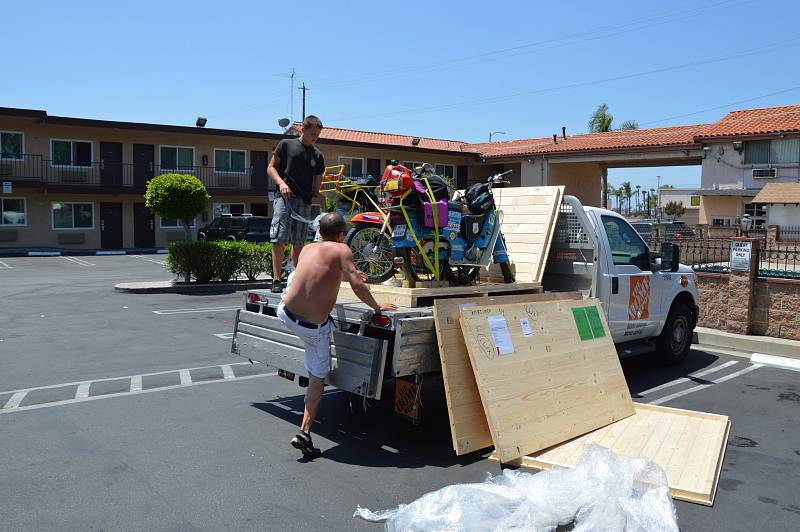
top-left (656, 303), bottom-right (693, 366)
top-left (500, 261), bottom-right (515, 284)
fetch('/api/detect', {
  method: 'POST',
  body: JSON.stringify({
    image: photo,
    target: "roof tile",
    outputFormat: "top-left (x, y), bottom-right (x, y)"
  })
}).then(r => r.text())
top-left (752, 182), bottom-right (800, 204)
top-left (695, 105), bottom-right (800, 139)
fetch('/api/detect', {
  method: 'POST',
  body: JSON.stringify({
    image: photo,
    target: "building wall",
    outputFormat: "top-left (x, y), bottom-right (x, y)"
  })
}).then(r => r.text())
top-left (658, 188), bottom-right (700, 223)
top-left (767, 204), bottom-right (800, 226)
top-left (699, 195), bottom-right (740, 225)
top-left (701, 140), bottom-right (800, 190)
top-left (547, 162), bottom-right (603, 206)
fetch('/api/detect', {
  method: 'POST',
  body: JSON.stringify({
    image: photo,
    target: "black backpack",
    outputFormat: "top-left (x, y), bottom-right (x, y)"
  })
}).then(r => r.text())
top-left (464, 182), bottom-right (495, 214)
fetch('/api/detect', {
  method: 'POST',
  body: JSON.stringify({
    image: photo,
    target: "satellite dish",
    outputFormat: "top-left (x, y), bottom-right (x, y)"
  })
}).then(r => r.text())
top-left (278, 118), bottom-right (290, 128)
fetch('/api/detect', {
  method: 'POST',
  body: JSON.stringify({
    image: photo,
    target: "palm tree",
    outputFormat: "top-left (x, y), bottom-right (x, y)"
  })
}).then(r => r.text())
top-left (615, 187), bottom-right (624, 213)
top-left (618, 119), bottom-right (640, 130)
top-left (635, 185), bottom-right (641, 215)
top-left (588, 104), bottom-right (614, 209)
top-left (621, 181), bottom-right (633, 217)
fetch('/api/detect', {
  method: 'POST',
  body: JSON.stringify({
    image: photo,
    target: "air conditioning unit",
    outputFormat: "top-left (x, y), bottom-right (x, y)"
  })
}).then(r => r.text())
top-left (752, 167), bottom-right (777, 178)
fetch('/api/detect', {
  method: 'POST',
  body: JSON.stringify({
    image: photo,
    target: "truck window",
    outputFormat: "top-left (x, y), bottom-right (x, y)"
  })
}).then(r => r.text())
top-left (602, 215), bottom-right (649, 270)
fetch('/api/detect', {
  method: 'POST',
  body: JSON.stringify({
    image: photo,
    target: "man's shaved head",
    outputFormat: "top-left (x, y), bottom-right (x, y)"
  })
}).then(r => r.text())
top-left (318, 213), bottom-right (346, 240)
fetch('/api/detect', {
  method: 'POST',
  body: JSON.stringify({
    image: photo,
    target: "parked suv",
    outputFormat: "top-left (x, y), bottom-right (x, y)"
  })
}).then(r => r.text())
top-left (198, 214), bottom-right (271, 243)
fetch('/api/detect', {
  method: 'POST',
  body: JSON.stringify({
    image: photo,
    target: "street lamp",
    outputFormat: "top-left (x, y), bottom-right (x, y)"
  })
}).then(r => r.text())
top-left (741, 213), bottom-right (753, 236)
top-left (635, 185), bottom-right (641, 216)
top-left (489, 131), bottom-right (506, 142)
top-left (649, 188), bottom-right (655, 218)
top-left (656, 177), bottom-right (661, 221)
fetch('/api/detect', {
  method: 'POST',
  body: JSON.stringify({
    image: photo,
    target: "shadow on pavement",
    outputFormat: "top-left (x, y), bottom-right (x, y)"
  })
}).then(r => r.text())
top-left (622, 348), bottom-right (722, 397)
top-left (251, 376), bottom-right (490, 470)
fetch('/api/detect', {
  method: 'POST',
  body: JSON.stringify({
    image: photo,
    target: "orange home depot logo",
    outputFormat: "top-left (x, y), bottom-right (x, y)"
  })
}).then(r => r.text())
top-left (628, 275), bottom-right (650, 320)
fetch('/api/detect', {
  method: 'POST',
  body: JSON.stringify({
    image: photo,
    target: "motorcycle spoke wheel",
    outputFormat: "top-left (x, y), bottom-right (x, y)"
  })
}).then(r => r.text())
top-left (345, 226), bottom-right (396, 283)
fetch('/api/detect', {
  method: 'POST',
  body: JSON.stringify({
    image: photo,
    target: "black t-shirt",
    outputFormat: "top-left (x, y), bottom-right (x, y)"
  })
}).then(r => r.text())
top-left (274, 138), bottom-right (325, 205)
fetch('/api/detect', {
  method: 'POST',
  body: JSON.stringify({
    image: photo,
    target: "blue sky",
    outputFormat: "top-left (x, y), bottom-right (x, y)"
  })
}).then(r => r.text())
top-left (5, 0), bottom-right (800, 190)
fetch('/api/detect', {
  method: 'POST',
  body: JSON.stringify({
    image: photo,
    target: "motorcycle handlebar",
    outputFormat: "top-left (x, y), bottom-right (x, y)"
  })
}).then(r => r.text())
top-left (487, 169), bottom-right (513, 183)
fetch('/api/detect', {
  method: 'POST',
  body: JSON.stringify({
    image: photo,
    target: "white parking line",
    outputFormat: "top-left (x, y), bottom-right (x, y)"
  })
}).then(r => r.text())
top-left (214, 333), bottom-right (234, 340)
top-left (3, 391), bottom-right (27, 409)
top-left (129, 255), bottom-right (166, 266)
top-left (649, 364), bottom-right (763, 406)
top-left (751, 353), bottom-right (800, 372)
top-left (0, 372), bottom-right (277, 415)
top-left (61, 255), bottom-right (96, 267)
top-left (638, 360), bottom-right (739, 396)
top-left (221, 365), bottom-right (235, 379)
top-left (179, 369), bottom-right (192, 385)
top-left (153, 306), bottom-right (239, 315)
top-left (130, 375), bottom-right (142, 392)
top-left (0, 260), bottom-right (12, 269)
top-left (76, 382), bottom-right (91, 399)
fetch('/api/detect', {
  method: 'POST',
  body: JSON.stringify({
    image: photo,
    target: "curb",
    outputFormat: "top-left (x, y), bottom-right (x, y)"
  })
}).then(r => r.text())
top-left (0, 248), bottom-right (168, 258)
top-left (114, 280), bottom-right (273, 294)
top-left (695, 326), bottom-right (800, 360)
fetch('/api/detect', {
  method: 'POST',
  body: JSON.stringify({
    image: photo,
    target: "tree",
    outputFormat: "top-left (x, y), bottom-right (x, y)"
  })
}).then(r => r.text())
top-left (620, 181), bottom-right (633, 217)
top-left (618, 119), bottom-right (639, 130)
top-left (664, 200), bottom-right (686, 220)
top-left (659, 184), bottom-right (675, 189)
top-left (145, 173), bottom-right (210, 243)
top-left (588, 104), bottom-right (638, 208)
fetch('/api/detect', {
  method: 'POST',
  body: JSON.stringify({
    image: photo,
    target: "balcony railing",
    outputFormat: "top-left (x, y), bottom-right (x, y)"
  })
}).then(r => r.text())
top-left (0, 154), bottom-right (270, 191)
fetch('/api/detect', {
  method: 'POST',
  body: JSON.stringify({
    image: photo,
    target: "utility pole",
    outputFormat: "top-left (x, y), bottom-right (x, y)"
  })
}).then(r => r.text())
top-left (656, 175), bottom-right (661, 221)
top-left (299, 83), bottom-right (308, 121)
top-left (289, 68), bottom-right (295, 125)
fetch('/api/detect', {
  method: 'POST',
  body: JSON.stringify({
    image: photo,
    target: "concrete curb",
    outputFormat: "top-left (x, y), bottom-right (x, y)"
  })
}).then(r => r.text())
top-left (695, 326), bottom-right (800, 360)
top-left (114, 280), bottom-right (273, 294)
top-left (0, 248), bottom-right (168, 258)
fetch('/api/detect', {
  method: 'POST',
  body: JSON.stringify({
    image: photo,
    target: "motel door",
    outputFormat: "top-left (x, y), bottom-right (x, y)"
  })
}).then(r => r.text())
top-left (100, 202), bottom-right (123, 249)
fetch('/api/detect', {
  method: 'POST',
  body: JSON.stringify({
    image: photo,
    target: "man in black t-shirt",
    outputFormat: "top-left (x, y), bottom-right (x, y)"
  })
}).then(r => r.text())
top-left (267, 115), bottom-right (325, 292)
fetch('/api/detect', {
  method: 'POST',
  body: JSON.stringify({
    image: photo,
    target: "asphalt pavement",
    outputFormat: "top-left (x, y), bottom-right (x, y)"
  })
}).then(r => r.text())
top-left (0, 255), bottom-right (798, 531)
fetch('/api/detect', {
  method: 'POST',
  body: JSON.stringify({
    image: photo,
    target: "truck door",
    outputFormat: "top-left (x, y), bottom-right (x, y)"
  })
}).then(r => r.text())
top-left (597, 214), bottom-right (658, 340)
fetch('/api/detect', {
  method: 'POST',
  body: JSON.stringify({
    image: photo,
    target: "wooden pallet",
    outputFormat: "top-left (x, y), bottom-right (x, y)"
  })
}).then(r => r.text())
top-left (337, 281), bottom-right (541, 308)
top-left (434, 291), bottom-right (584, 455)
top-left (490, 403), bottom-right (731, 506)
top-left (459, 298), bottom-right (635, 462)
top-left (481, 186), bottom-right (564, 284)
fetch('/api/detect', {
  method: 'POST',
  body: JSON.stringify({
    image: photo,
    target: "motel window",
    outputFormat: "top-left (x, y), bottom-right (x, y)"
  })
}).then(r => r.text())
top-left (160, 216), bottom-right (196, 228)
top-left (403, 161), bottom-right (423, 171)
top-left (160, 146), bottom-right (194, 171)
top-left (744, 203), bottom-right (767, 218)
top-left (215, 149), bottom-right (246, 173)
top-left (1, 132), bottom-right (23, 160)
top-left (339, 157), bottom-right (365, 179)
top-left (52, 202), bottom-right (94, 229)
top-left (1, 198), bottom-right (26, 226)
top-left (51, 139), bottom-right (92, 166)
top-left (711, 218), bottom-right (731, 227)
top-left (213, 203), bottom-right (246, 217)
top-left (744, 139), bottom-right (800, 164)
top-left (435, 164), bottom-right (455, 186)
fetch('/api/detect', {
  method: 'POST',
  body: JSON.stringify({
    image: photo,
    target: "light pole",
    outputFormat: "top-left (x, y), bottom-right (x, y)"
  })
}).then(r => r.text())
top-left (635, 185), bottom-right (641, 216)
top-left (649, 188), bottom-right (655, 218)
top-left (489, 131), bottom-right (506, 142)
top-left (656, 176), bottom-right (661, 221)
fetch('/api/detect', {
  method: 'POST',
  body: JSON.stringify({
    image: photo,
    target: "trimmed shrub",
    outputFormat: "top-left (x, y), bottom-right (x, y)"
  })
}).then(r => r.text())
top-left (240, 242), bottom-right (272, 281)
top-left (145, 173), bottom-right (210, 243)
top-left (166, 240), bottom-right (275, 283)
top-left (215, 240), bottom-right (246, 282)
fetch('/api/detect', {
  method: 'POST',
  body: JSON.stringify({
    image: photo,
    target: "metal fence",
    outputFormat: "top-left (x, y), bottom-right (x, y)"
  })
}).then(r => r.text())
top-left (778, 225), bottom-right (800, 242)
top-left (676, 239), bottom-right (733, 274)
top-left (759, 241), bottom-right (800, 280)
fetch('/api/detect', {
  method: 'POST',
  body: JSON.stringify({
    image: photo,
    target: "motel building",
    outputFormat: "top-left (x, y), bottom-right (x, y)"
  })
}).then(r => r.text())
top-left (1, 104), bottom-right (799, 251)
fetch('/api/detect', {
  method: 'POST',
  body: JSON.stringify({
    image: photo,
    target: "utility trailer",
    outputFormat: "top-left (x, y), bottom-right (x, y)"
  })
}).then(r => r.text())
top-left (230, 194), bottom-right (699, 404)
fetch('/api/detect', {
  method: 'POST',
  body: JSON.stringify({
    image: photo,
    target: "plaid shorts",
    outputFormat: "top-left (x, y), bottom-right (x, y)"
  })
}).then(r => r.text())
top-left (270, 196), bottom-right (310, 246)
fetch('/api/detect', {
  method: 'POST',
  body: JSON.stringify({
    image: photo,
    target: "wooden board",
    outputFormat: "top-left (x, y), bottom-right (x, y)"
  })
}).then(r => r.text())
top-left (337, 281), bottom-right (540, 308)
top-left (434, 291), bottom-right (583, 455)
top-left (490, 403), bottom-right (731, 506)
top-left (459, 298), bottom-right (635, 462)
top-left (481, 185), bottom-right (563, 284)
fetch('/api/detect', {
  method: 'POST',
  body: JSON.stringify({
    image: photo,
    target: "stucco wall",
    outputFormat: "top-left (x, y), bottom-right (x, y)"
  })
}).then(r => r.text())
top-left (767, 204), bottom-right (800, 226)
top-left (699, 195), bottom-right (740, 225)
top-left (701, 141), bottom-right (800, 190)
top-left (547, 162), bottom-right (603, 206)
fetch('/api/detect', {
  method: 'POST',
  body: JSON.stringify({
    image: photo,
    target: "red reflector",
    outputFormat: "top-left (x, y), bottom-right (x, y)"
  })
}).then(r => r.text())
top-left (372, 314), bottom-right (391, 327)
top-left (248, 293), bottom-right (260, 303)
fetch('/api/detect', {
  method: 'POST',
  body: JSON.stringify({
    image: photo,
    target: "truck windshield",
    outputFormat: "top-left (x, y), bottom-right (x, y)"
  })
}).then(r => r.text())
top-left (601, 215), bottom-right (649, 270)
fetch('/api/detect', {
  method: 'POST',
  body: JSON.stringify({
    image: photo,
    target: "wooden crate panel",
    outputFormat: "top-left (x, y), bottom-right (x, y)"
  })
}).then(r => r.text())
top-left (459, 298), bottom-right (635, 462)
top-left (434, 292), bottom-right (583, 455)
top-left (337, 281), bottom-right (540, 307)
top-left (494, 403), bottom-right (731, 506)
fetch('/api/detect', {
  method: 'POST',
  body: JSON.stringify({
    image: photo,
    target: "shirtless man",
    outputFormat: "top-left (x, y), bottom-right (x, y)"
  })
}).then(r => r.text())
top-left (277, 212), bottom-right (396, 457)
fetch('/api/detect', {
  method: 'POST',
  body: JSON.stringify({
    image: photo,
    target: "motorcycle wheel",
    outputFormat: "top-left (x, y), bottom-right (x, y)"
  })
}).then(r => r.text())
top-left (500, 261), bottom-right (515, 284)
top-left (345, 225), bottom-right (396, 283)
top-left (400, 240), bottom-right (448, 283)
top-left (445, 265), bottom-right (480, 286)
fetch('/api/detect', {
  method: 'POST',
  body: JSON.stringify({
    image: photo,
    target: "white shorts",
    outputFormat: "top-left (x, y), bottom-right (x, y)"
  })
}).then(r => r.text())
top-left (277, 302), bottom-right (334, 379)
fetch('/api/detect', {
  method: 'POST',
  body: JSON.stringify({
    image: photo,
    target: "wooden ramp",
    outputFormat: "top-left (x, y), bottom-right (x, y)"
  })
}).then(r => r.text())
top-left (338, 281), bottom-right (540, 308)
top-left (481, 185), bottom-right (564, 283)
top-left (459, 298), bottom-right (635, 462)
top-left (433, 292), bottom-right (583, 455)
top-left (491, 403), bottom-right (731, 506)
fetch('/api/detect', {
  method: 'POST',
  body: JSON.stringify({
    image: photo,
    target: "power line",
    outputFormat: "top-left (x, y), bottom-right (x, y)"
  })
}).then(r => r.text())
top-left (325, 36), bottom-right (800, 124)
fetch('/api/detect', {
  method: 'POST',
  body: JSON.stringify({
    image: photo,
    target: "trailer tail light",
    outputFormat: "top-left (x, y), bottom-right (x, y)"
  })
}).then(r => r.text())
top-left (372, 314), bottom-right (391, 328)
top-left (393, 257), bottom-right (405, 265)
top-left (248, 293), bottom-right (260, 303)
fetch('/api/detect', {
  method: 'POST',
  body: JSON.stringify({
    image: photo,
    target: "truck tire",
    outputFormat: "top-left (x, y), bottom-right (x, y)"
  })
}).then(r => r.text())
top-left (656, 303), bottom-right (693, 365)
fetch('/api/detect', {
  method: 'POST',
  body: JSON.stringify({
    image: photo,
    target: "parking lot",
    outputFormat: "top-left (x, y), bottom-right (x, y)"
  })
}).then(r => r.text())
top-left (1, 255), bottom-right (798, 531)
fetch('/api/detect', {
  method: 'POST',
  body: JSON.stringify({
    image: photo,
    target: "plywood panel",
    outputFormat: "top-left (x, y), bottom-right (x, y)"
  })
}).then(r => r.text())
top-left (459, 298), bottom-right (635, 462)
top-left (434, 292), bottom-right (583, 455)
top-left (493, 403), bottom-right (730, 506)
top-left (337, 281), bottom-right (540, 307)
top-left (480, 185), bottom-right (563, 284)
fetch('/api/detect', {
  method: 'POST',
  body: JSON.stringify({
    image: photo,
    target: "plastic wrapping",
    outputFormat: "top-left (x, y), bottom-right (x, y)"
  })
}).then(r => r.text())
top-left (354, 445), bottom-right (678, 532)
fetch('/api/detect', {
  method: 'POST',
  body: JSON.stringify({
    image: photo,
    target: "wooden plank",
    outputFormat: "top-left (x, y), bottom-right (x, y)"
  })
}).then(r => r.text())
top-left (338, 281), bottom-right (540, 307)
top-left (433, 292), bottom-right (583, 455)
top-left (492, 403), bottom-right (730, 506)
top-left (459, 298), bottom-right (635, 462)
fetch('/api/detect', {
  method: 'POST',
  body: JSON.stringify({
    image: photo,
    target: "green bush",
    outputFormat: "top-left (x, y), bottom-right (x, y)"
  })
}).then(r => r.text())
top-left (145, 173), bottom-right (210, 242)
top-left (240, 242), bottom-right (272, 281)
top-left (166, 240), bottom-right (274, 283)
top-left (215, 240), bottom-right (247, 282)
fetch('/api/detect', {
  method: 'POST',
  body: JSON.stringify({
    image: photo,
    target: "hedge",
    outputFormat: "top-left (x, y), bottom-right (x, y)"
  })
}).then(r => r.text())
top-left (166, 240), bottom-right (285, 283)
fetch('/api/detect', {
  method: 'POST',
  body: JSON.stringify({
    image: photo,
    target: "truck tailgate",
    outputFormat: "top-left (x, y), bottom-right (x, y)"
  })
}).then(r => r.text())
top-left (232, 309), bottom-right (388, 399)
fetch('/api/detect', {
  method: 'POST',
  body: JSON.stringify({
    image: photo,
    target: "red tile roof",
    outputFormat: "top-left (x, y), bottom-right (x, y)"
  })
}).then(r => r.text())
top-left (288, 124), bottom-right (465, 152)
top-left (467, 124), bottom-right (704, 159)
top-left (695, 105), bottom-right (800, 140)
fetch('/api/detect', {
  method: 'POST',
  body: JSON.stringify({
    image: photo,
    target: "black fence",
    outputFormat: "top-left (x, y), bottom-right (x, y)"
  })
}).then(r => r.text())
top-left (0, 154), bottom-right (267, 190)
top-left (759, 242), bottom-right (800, 280)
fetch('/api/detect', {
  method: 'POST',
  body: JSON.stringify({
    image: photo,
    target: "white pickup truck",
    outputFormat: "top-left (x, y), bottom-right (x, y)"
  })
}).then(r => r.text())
top-left (231, 195), bottom-right (699, 401)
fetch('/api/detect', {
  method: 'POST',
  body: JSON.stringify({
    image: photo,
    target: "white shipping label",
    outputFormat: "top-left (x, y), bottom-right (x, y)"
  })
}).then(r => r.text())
top-left (393, 224), bottom-right (406, 238)
top-left (487, 315), bottom-right (515, 355)
top-left (519, 317), bottom-right (534, 337)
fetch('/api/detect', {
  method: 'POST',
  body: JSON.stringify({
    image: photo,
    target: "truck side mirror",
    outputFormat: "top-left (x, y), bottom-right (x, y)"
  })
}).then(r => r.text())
top-left (660, 242), bottom-right (680, 272)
